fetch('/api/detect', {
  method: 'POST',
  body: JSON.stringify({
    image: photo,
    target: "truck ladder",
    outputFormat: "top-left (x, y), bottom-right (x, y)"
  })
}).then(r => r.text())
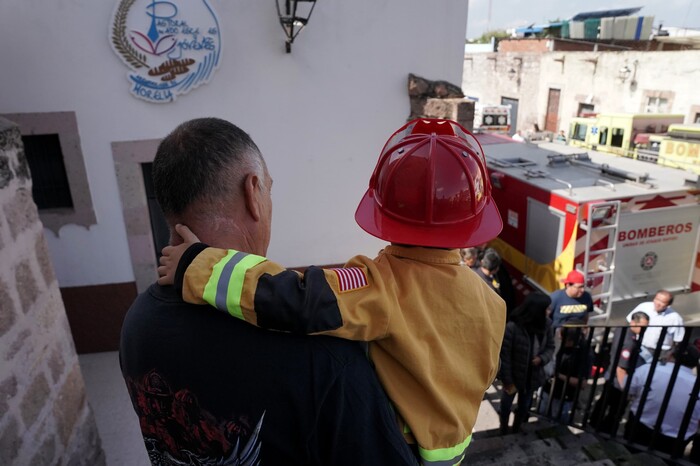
top-left (579, 200), bottom-right (621, 319)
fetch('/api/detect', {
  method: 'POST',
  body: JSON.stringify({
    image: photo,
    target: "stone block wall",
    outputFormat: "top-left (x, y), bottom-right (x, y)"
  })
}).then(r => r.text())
top-left (0, 117), bottom-right (104, 465)
top-left (407, 73), bottom-right (475, 130)
top-left (422, 98), bottom-right (475, 131)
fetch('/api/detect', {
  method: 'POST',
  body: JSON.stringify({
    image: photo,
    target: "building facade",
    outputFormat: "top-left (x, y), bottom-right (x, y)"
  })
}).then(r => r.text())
top-left (463, 40), bottom-right (700, 137)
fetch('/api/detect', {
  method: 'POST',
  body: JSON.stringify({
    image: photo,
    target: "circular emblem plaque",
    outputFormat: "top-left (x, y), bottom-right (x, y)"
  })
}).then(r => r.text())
top-left (110, 0), bottom-right (222, 103)
top-left (640, 251), bottom-right (658, 271)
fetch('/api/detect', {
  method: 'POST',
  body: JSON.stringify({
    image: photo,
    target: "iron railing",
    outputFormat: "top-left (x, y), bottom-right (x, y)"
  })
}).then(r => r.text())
top-left (531, 323), bottom-right (700, 463)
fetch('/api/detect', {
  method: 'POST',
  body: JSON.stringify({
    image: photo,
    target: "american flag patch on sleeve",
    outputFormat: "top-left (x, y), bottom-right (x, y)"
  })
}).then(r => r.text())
top-left (330, 267), bottom-right (369, 292)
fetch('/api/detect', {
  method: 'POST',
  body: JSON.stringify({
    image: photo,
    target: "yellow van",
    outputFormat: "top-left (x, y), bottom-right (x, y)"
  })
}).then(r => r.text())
top-left (568, 113), bottom-right (684, 158)
top-left (657, 124), bottom-right (700, 174)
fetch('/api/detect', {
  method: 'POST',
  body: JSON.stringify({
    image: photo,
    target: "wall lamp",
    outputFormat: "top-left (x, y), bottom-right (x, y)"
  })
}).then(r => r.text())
top-left (508, 57), bottom-right (522, 85)
top-left (618, 60), bottom-right (639, 85)
top-left (276, 0), bottom-right (317, 53)
top-left (618, 65), bottom-right (632, 82)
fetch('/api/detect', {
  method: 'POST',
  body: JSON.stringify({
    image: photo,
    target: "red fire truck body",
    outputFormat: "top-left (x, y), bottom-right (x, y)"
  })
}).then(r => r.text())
top-left (476, 135), bottom-right (700, 321)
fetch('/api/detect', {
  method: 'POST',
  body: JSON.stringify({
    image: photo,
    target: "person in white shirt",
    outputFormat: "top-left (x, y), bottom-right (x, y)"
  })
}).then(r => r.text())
top-left (624, 343), bottom-right (700, 456)
top-left (625, 290), bottom-right (684, 362)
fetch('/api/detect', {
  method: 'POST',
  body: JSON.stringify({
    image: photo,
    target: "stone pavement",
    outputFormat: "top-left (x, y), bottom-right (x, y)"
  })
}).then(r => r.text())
top-left (79, 351), bottom-right (149, 466)
top-left (468, 382), bottom-right (696, 465)
top-left (464, 418), bottom-right (674, 466)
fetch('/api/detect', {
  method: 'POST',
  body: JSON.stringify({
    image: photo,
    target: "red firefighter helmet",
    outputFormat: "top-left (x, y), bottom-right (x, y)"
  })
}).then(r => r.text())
top-left (355, 118), bottom-right (502, 248)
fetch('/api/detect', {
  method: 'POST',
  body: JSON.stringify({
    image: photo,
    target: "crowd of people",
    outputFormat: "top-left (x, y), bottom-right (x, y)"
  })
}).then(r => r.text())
top-left (488, 254), bottom-right (699, 460)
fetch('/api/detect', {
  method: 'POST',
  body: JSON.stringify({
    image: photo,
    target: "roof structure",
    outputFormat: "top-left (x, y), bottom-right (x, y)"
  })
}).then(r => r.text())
top-left (515, 22), bottom-right (563, 35)
top-left (476, 138), bottom-right (699, 203)
top-left (570, 7), bottom-right (643, 21)
top-left (654, 34), bottom-right (700, 49)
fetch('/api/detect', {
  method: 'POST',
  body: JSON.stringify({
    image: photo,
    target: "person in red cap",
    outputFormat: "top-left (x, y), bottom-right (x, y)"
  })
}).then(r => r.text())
top-left (158, 119), bottom-right (507, 465)
top-left (549, 270), bottom-right (594, 328)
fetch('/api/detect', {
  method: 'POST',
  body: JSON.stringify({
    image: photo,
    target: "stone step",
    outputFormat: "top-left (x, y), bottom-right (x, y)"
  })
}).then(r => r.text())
top-left (467, 417), bottom-right (691, 465)
top-left (619, 451), bottom-right (673, 466)
top-left (463, 417), bottom-right (690, 466)
top-left (466, 422), bottom-right (631, 465)
top-left (466, 434), bottom-right (507, 455)
top-left (582, 439), bottom-right (633, 463)
top-left (532, 446), bottom-right (595, 465)
top-left (463, 443), bottom-right (528, 465)
top-left (561, 432), bottom-right (601, 450)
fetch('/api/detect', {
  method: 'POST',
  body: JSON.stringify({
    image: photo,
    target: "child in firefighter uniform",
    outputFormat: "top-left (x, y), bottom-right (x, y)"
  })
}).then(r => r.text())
top-left (159, 119), bottom-right (507, 465)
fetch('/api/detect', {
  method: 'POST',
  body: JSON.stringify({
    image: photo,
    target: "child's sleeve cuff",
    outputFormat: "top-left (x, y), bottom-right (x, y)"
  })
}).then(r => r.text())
top-left (174, 242), bottom-right (209, 298)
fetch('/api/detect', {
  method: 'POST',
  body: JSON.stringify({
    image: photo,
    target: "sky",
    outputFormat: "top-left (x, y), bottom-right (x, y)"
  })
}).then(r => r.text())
top-left (466, 0), bottom-right (700, 39)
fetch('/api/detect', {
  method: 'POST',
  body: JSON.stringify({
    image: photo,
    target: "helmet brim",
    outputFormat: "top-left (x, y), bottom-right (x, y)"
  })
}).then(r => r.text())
top-left (355, 189), bottom-right (503, 248)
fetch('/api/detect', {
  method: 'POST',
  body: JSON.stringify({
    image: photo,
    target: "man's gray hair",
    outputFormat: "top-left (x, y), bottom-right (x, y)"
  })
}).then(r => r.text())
top-left (153, 118), bottom-right (267, 216)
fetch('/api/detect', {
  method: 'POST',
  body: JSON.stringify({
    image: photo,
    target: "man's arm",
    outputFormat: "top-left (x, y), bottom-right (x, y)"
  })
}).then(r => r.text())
top-left (612, 330), bottom-right (631, 387)
top-left (582, 293), bottom-right (594, 324)
top-left (615, 366), bottom-right (628, 389)
top-left (586, 293), bottom-right (595, 314)
top-left (548, 291), bottom-right (561, 323)
top-left (160, 225), bottom-right (394, 341)
top-left (626, 364), bottom-right (648, 398)
top-left (670, 310), bottom-right (685, 344)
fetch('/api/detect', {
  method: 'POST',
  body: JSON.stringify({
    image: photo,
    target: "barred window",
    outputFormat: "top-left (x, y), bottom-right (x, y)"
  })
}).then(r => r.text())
top-left (2, 111), bottom-right (96, 234)
top-left (22, 134), bottom-right (74, 210)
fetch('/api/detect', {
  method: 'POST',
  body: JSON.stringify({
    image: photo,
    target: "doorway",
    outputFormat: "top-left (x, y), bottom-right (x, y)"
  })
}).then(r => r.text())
top-left (112, 138), bottom-right (162, 293)
top-left (545, 88), bottom-right (561, 133)
top-left (141, 163), bottom-right (170, 264)
top-left (501, 97), bottom-right (519, 136)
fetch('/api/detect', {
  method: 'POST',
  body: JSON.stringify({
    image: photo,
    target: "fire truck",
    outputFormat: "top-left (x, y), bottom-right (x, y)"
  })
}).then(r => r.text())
top-left (476, 134), bottom-right (700, 322)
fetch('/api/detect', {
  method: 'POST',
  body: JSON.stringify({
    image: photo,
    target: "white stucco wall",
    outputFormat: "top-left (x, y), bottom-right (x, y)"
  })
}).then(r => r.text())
top-left (462, 52), bottom-right (542, 132)
top-left (0, 0), bottom-right (469, 287)
top-left (538, 50), bottom-right (700, 132)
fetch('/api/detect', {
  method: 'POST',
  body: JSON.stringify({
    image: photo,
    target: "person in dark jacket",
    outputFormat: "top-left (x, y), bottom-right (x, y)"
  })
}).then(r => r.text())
top-left (539, 318), bottom-right (593, 423)
top-left (498, 293), bottom-right (555, 433)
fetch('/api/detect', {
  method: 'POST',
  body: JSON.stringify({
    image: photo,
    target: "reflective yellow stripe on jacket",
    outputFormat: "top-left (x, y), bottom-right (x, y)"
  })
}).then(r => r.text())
top-left (419, 434), bottom-right (471, 465)
top-left (195, 249), bottom-right (266, 319)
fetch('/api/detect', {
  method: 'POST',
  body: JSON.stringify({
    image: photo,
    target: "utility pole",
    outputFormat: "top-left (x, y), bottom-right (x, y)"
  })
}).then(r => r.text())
top-left (487, 0), bottom-right (492, 32)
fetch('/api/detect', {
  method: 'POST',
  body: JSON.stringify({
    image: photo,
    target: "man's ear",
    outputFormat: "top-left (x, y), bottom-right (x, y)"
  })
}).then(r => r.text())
top-left (243, 173), bottom-right (262, 221)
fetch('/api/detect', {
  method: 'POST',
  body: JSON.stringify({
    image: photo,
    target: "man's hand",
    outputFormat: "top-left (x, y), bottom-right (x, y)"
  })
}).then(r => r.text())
top-left (157, 224), bottom-right (201, 286)
top-left (531, 356), bottom-right (542, 367)
top-left (503, 384), bottom-right (517, 395)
